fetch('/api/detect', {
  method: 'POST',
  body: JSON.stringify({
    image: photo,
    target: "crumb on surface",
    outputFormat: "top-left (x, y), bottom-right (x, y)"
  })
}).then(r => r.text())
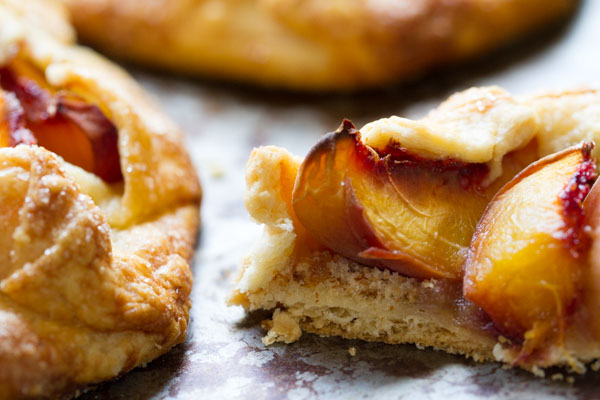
top-left (531, 366), bottom-right (545, 378)
top-left (261, 308), bottom-right (302, 346)
top-left (551, 373), bottom-right (564, 381)
top-left (348, 347), bottom-right (357, 356)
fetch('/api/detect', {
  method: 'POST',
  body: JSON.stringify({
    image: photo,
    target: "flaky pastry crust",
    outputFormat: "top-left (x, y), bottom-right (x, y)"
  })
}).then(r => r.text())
top-left (0, 1), bottom-right (201, 398)
top-left (59, 0), bottom-right (576, 90)
top-left (230, 87), bottom-right (600, 375)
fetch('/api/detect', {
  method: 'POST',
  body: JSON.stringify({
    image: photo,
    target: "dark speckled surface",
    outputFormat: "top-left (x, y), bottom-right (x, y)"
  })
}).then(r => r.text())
top-left (80, 1), bottom-right (600, 398)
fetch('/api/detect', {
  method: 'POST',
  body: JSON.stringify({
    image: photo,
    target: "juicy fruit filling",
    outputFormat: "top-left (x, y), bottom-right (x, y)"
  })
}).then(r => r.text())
top-left (0, 63), bottom-right (122, 183)
top-left (292, 120), bottom-right (536, 280)
top-left (464, 144), bottom-right (596, 363)
top-left (292, 119), bottom-right (600, 363)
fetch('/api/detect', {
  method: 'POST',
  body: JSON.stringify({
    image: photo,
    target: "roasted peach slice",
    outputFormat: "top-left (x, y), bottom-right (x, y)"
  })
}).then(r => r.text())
top-left (0, 66), bottom-right (122, 182)
top-left (0, 94), bottom-right (8, 147)
top-left (31, 95), bottom-right (122, 183)
top-left (292, 120), bottom-right (537, 280)
top-left (464, 143), bottom-right (596, 359)
top-left (582, 179), bottom-right (600, 338)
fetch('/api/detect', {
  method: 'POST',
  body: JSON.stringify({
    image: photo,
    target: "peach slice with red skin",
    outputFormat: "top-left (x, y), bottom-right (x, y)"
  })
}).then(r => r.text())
top-left (464, 143), bottom-right (596, 360)
top-left (582, 179), bottom-right (600, 339)
top-left (0, 91), bottom-right (36, 146)
top-left (0, 65), bottom-right (122, 183)
top-left (292, 120), bottom-right (537, 280)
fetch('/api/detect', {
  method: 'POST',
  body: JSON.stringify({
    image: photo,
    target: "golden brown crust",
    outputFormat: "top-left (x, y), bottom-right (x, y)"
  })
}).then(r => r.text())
top-left (0, 1), bottom-right (201, 397)
top-left (60, 0), bottom-right (576, 90)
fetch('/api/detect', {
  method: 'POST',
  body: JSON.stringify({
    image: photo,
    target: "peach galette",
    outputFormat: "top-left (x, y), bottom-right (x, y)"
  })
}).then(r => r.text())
top-left (0, 1), bottom-right (200, 398)
top-left (229, 86), bottom-right (600, 375)
top-left (59, 0), bottom-right (575, 90)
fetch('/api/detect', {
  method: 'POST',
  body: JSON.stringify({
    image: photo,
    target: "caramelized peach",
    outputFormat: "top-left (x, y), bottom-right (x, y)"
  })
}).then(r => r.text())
top-left (0, 94), bottom-right (8, 147)
top-left (28, 110), bottom-right (95, 173)
top-left (0, 66), bottom-right (122, 182)
top-left (33, 95), bottom-right (122, 182)
top-left (292, 120), bottom-right (537, 280)
top-left (582, 180), bottom-right (600, 338)
top-left (464, 144), bottom-right (596, 358)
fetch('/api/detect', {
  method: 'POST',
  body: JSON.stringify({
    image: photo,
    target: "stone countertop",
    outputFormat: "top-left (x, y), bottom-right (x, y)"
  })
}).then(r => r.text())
top-left (81, 1), bottom-right (600, 398)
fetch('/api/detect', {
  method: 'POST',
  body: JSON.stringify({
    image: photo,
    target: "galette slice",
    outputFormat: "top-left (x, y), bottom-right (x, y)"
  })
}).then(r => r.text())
top-left (230, 86), bottom-right (600, 375)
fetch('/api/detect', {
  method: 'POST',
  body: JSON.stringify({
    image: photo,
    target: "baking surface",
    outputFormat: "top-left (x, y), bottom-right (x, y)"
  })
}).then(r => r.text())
top-left (82, 1), bottom-right (600, 399)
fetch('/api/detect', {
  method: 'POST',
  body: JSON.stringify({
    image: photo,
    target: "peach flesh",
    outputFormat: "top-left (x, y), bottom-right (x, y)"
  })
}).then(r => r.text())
top-left (292, 120), bottom-right (537, 280)
top-left (464, 143), bottom-right (596, 359)
top-left (0, 65), bottom-right (122, 182)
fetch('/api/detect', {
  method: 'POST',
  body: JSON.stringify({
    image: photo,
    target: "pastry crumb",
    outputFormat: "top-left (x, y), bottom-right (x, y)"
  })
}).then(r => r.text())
top-left (421, 280), bottom-right (435, 289)
top-left (348, 347), bottom-right (357, 356)
top-left (261, 309), bottom-right (302, 346)
top-left (492, 343), bottom-right (505, 362)
top-left (531, 366), bottom-right (545, 378)
top-left (567, 376), bottom-right (575, 384)
top-left (551, 373), bottom-right (564, 381)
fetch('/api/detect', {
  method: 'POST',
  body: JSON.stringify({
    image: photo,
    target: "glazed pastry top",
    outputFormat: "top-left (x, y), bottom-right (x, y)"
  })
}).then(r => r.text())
top-left (361, 86), bottom-right (600, 184)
